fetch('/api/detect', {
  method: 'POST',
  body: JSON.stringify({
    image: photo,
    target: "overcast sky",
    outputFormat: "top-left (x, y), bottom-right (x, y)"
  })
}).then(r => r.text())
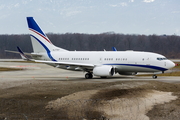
top-left (0, 0), bottom-right (180, 35)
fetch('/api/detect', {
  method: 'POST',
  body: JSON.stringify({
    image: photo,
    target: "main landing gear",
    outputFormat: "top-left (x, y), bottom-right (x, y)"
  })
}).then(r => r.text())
top-left (85, 72), bottom-right (93, 79)
top-left (152, 75), bottom-right (157, 79)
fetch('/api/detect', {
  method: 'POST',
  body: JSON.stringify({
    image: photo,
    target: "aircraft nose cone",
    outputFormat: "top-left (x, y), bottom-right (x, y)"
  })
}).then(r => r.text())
top-left (167, 61), bottom-right (175, 69)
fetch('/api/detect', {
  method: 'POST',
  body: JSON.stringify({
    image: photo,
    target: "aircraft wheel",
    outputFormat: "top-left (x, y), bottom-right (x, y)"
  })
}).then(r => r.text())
top-left (152, 75), bottom-right (157, 79)
top-left (85, 72), bottom-right (93, 79)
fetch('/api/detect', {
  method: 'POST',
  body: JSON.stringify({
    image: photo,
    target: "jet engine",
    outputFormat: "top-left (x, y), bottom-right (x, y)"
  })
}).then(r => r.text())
top-left (93, 65), bottom-right (114, 77)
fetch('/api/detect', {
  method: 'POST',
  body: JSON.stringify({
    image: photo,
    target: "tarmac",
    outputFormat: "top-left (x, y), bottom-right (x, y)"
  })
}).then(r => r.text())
top-left (0, 60), bottom-right (180, 85)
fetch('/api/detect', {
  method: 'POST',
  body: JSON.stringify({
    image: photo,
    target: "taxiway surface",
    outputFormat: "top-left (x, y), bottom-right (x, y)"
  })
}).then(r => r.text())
top-left (0, 60), bottom-right (180, 85)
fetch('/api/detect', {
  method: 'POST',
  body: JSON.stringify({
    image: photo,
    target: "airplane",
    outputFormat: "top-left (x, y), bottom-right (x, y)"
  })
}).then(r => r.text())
top-left (6, 17), bottom-right (175, 79)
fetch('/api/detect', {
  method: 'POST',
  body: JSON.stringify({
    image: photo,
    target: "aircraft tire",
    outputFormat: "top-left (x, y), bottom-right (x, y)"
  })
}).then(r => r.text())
top-left (152, 75), bottom-right (157, 79)
top-left (85, 73), bottom-right (93, 79)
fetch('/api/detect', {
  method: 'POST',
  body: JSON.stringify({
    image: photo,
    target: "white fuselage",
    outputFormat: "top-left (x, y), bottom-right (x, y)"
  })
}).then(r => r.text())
top-left (38, 50), bottom-right (175, 73)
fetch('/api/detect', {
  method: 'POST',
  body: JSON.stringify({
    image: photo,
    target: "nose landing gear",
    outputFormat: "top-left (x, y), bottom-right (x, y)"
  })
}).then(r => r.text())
top-left (152, 75), bottom-right (157, 79)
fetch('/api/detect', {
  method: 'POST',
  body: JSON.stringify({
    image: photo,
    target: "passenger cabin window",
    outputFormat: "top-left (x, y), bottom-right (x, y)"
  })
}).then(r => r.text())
top-left (157, 58), bottom-right (167, 61)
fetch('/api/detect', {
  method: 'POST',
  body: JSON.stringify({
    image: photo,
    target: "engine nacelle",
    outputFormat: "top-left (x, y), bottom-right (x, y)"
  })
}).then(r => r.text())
top-left (93, 65), bottom-right (114, 77)
top-left (118, 72), bottom-right (137, 75)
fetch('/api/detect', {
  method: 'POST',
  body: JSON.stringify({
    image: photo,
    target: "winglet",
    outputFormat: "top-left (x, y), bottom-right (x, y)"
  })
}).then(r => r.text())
top-left (17, 46), bottom-right (30, 60)
top-left (112, 47), bottom-right (117, 51)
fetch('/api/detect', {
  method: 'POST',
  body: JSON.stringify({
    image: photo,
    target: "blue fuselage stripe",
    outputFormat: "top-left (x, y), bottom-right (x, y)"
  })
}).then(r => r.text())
top-left (104, 63), bottom-right (168, 71)
top-left (31, 35), bottom-right (56, 61)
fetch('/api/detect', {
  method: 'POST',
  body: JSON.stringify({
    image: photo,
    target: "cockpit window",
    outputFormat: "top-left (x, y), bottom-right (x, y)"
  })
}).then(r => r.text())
top-left (157, 58), bottom-right (167, 61)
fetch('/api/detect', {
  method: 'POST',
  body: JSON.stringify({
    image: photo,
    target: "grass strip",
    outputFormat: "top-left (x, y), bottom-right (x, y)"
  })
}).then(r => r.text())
top-left (0, 67), bottom-right (23, 71)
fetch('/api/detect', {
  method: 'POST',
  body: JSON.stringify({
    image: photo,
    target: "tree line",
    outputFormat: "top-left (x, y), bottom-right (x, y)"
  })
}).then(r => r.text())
top-left (0, 33), bottom-right (180, 59)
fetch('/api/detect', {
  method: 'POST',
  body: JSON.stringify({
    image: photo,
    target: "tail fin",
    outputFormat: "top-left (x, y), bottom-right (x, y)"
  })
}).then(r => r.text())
top-left (27, 17), bottom-right (67, 53)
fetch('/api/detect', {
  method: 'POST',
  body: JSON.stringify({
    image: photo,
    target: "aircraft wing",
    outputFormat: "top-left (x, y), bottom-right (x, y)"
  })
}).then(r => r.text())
top-left (35, 60), bottom-right (95, 70)
top-left (5, 50), bottom-right (32, 56)
top-left (5, 47), bottom-right (42, 59)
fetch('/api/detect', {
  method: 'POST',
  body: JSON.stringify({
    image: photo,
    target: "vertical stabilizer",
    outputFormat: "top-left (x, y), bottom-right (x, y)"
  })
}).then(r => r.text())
top-left (27, 17), bottom-right (67, 53)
